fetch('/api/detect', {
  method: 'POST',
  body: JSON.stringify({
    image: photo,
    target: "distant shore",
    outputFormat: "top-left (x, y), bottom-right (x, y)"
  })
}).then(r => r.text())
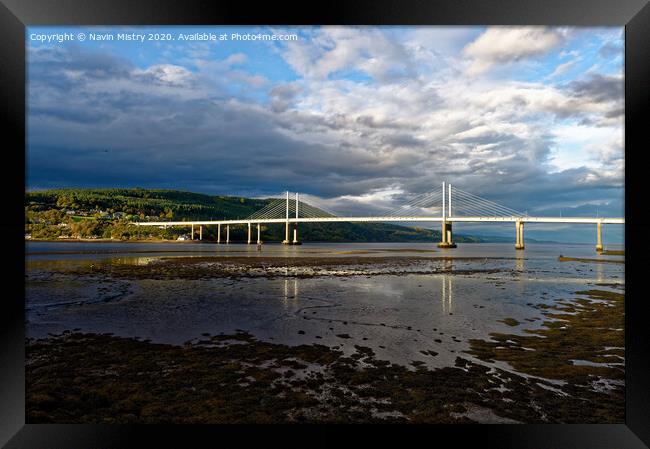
top-left (26, 238), bottom-right (201, 244)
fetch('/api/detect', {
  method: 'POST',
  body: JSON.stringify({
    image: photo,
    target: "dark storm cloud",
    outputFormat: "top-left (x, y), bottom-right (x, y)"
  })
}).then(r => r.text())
top-left (355, 115), bottom-right (410, 130)
top-left (27, 46), bottom-right (422, 199)
top-left (268, 83), bottom-right (302, 113)
top-left (599, 41), bottom-right (622, 59)
top-left (568, 74), bottom-right (623, 105)
top-left (28, 46), bottom-right (132, 91)
top-left (29, 106), bottom-right (114, 124)
top-left (480, 167), bottom-right (623, 214)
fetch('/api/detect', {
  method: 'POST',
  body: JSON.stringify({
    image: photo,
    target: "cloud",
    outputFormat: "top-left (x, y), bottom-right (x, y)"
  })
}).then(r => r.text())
top-left (268, 82), bottom-right (302, 113)
top-left (463, 27), bottom-right (567, 76)
top-left (281, 27), bottom-right (415, 82)
top-left (599, 41), bottom-right (622, 59)
top-left (134, 64), bottom-right (195, 87)
top-left (190, 52), bottom-right (269, 92)
top-left (227, 71), bottom-right (268, 88)
top-left (549, 60), bottom-right (575, 77)
top-left (569, 74), bottom-right (623, 104)
top-left (559, 50), bottom-right (579, 59)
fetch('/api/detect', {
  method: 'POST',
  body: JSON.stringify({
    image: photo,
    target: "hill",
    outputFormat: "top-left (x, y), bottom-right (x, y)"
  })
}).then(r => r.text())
top-left (25, 188), bottom-right (484, 243)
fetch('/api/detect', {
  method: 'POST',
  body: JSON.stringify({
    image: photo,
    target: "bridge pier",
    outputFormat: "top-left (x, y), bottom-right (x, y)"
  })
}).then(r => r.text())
top-left (199, 225), bottom-right (202, 241)
top-left (596, 221), bottom-right (603, 253)
top-left (515, 221), bottom-right (525, 250)
top-left (191, 223), bottom-right (194, 240)
top-left (282, 221), bottom-right (291, 244)
top-left (247, 223), bottom-right (252, 244)
top-left (226, 225), bottom-right (230, 244)
top-left (437, 221), bottom-right (456, 248)
top-left (257, 224), bottom-right (262, 244)
top-left (292, 223), bottom-right (301, 245)
top-left (217, 224), bottom-right (221, 244)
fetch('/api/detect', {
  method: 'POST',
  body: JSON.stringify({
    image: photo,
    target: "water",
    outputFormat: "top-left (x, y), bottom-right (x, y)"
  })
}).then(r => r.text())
top-left (25, 241), bottom-right (624, 370)
top-left (26, 240), bottom-right (624, 260)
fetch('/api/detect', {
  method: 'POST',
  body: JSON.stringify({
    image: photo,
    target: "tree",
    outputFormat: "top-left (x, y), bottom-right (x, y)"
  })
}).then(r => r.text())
top-left (56, 195), bottom-right (72, 208)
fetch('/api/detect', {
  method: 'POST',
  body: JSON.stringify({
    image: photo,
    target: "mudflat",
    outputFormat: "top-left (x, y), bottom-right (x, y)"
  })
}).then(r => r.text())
top-left (26, 245), bottom-right (625, 423)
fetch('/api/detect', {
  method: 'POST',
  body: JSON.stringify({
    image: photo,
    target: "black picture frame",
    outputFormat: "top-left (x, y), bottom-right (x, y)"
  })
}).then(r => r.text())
top-left (2, 0), bottom-right (649, 447)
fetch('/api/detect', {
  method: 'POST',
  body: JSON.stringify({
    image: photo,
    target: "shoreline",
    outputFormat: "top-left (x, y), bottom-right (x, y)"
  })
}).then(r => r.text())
top-left (27, 238), bottom-right (205, 244)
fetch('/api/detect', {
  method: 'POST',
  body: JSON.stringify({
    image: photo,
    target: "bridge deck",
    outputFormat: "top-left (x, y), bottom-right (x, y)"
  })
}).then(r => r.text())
top-left (133, 216), bottom-right (624, 226)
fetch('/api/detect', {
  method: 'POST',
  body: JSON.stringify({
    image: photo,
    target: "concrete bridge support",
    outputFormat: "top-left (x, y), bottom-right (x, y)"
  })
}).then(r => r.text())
top-left (226, 225), bottom-right (230, 244)
top-left (292, 223), bottom-right (301, 245)
top-left (247, 223), bottom-right (252, 244)
top-left (515, 221), bottom-right (525, 250)
top-left (437, 221), bottom-right (456, 248)
top-left (199, 225), bottom-right (203, 241)
top-left (217, 224), bottom-right (221, 244)
top-left (191, 223), bottom-right (195, 240)
top-left (596, 221), bottom-right (603, 253)
top-left (282, 221), bottom-right (290, 244)
top-left (257, 224), bottom-right (262, 244)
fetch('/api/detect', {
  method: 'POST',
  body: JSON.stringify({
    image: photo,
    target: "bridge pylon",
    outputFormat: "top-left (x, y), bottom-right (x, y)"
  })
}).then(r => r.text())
top-left (281, 191), bottom-right (302, 245)
top-left (282, 190), bottom-right (291, 244)
top-left (437, 182), bottom-right (456, 248)
top-left (292, 193), bottom-right (301, 245)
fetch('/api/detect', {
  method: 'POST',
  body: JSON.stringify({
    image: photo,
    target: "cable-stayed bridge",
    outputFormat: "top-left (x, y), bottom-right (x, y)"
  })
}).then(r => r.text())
top-left (133, 182), bottom-right (624, 252)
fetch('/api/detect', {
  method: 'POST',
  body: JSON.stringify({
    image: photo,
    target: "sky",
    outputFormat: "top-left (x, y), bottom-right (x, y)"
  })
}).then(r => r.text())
top-left (26, 26), bottom-right (624, 242)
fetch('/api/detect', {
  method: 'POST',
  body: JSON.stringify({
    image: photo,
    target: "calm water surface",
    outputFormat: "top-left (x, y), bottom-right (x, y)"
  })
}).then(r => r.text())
top-left (27, 240), bottom-right (624, 260)
top-left (25, 241), bottom-right (624, 370)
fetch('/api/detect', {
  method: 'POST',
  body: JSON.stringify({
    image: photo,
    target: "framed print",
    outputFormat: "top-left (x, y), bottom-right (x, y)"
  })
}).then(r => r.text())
top-left (2, 0), bottom-right (649, 447)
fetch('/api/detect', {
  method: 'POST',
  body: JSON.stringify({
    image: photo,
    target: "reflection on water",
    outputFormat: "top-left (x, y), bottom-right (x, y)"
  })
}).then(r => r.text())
top-left (515, 252), bottom-right (525, 272)
top-left (596, 261), bottom-right (604, 283)
top-left (283, 278), bottom-right (299, 307)
top-left (441, 274), bottom-right (453, 314)
top-left (25, 241), bottom-right (624, 369)
top-left (26, 241), bottom-right (626, 262)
